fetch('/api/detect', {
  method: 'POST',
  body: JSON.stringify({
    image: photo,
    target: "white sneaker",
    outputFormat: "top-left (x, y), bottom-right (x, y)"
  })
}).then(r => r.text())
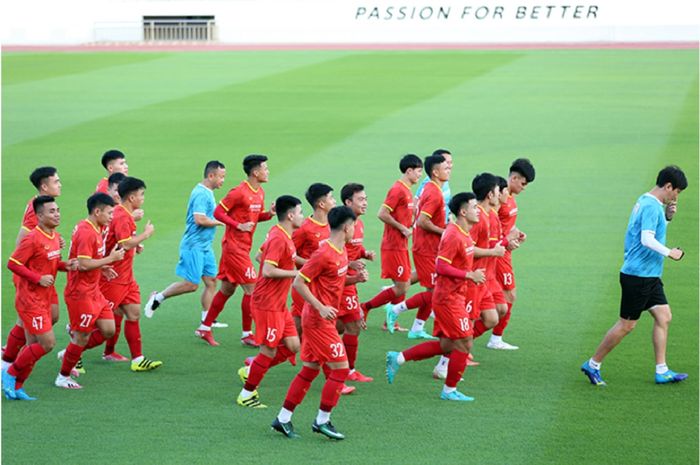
top-left (55, 374), bottom-right (82, 389)
top-left (432, 365), bottom-right (447, 380)
top-left (56, 349), bottom-right (82, 377)
top-left (144, 292), bottom-right (160, 319)
top-left (486, 339), bottom-right (519, 350)
top-left (211, 321), bottom-right (229, 329)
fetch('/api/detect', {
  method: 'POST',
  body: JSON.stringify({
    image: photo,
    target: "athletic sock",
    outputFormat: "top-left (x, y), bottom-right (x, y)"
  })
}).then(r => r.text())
top-left (124, 320), bottom-right (143, 359)
top-left (282, 366), bottom-right (319, 412)
top-left (270, 346), bottom-right (294, 367)
top-left (365, 287), bottom-right (398, 310)
top-left (489, 335), bottom-right (503, 344)
top-left (445, 350), bottom-right (468, 388)
top-left (104, 313), bottom-right (123, 355)
top-left (472, 320), bottom-right (488, 339)
top-left (492, 302), bottom-right (512, 336)
top-left (59, 343), bottom-right (85, 376)
top-left (316, 409), bottom-right (331, 425)
top-left (203, 291), bottom-right (231, 327)
top-left (155, 292), bottom-right (165, 303)
top-left (244, 353), bottom-right (273, 392)
top-left (2, 324), bottom-right (27, 363)
top-left (410, 319), bottom-right (426, 333)
top-left (85, 329), bottom-right (107, 350)
top-left (241, 294), bottom-right (253, 333)
top-left (589, 358), bottom-right (601, 370)
top-left (655, 363), bottom-right (668, 374)
top-left (436, 355), bottom-right (449, 369)
top-left (277, 407), bottom-right (294, 423)
top-left (402, 340), bottom-right (443, 362)
top-left (319, 368), bottom-right (350, 412)
top-left (342, 334), bottom-right (359, 370)
top-left (405, 291), bottom-right (430, 310)
top-left (392, 301), bottom-right (408, 315)
top-left (415, 292), bottom-right (433, 321)
top-left (8, 343), bottom-right (46, 383)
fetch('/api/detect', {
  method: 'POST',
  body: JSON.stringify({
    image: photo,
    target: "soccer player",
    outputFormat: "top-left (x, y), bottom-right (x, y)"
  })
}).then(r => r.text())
top-left (236, 195), bottom-right (304, 408)
top-left (2, 167), bottom-right (63, 373)
top-left (105, 172), bottom-right (126, 202)
top-left (582, 166), bottom-right (688, 386)
top-left (271, 206), bottom-right (355, 440)
top-left (360, 154), bottom-right (422, 328)
top-left (95, 149), bottom-right (129, 193)
top-left (143, 161), bottom-right (226, 320)
top-left (196, 155), bottom-right (274, 347)
top-left (490, 158), bottom-right (535, 350)
top-left (386, 153), bottom-right (451, 339)
top-left (337, 183), bottom-right (374, 383)
top-left (386, 193), bottom-right (486, 401)
top-left (414, 149), bottom-right (453, 222)
top-left (99, 177), bottom-right (162, 371)
top-left (290, 183), bottom-right (336, 336)
top-left (55, 193), bottom-right (126, 389)
top-left (2, 196), bottom-right (77, 400)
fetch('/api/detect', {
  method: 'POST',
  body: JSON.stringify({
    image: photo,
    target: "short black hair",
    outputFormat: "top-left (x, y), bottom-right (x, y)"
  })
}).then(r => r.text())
top-left (204, 160), bottom-right (225, 178)
top-left (29, 166), bottom-right (57, 189)
top-left (118, 176), bottom-right (146, 200)
top-left (243, 154), bottom-right (268, 176)
top-left (432, 149), bottom-right (451, 157)
top-left (656, 165), bottom-right (687, 190)
top-left (448, 192), bottom-right (476, 216)
top-left (424, 154), bottom-right (446, 179)
top-left (328, 206), bottom-right (356, 230)
top-left (33, 195), bottom-right (56, 215)
top-left (399, 154), bottom-right (423, 173)
top-left (305, 183), bottom-right (334, 208)
top-left (510, 158), bottom-right (535, 183)
top-left (87, 192), bottom-right (115, 214)
top-left (108, 172), bottom-right (127, 187)
top-left (472, 173), bottom-right (499, 201)
top-left (101, 150), bottom-right (125, 169)
top-left (496, 175), bottom-right (508, 192)
top-left (341, 183), bottom-right (365, 205)
top-left (275, 195), bottom-right (302, 221)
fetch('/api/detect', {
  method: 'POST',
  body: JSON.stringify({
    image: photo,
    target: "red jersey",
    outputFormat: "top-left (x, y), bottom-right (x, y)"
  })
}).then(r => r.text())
top-left (218, 181), bottom-right (268, 252)
top-left (65, 219), bottom-right (107, 299)
top-left (253, 224), bottom-right (297, 312)
top-left (412, 180), bottom-right (445, 257)
top-left (96, 177), bottom-right (109, 194)
top-left (299, 241), bottom-right (349, 325)
top-left (498, 195), bottom-right (518, 237)
top-left (489, 207), bottom-right (503, 248)
top-left (433, 224), bottom-right (474, 308)
top-left (472, 205), bottom-right (497, 279)
top-left (292, 216), bottom-right (329, 267)
top-left (102, 204), bottom-right (136, 285)
top-left (344, 217), bottom-right (367, 295)
top-left (21, 197), bottom-right (38, 232)
top-left (380, 180), bottom-right (414, 251)
top-left (9, 227), bottom-right (63, 306)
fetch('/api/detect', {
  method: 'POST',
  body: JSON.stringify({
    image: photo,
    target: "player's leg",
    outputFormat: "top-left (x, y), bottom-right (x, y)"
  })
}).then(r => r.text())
top-left (441, 337), bottom-right (474, 402)
top-left (313, 359), bottom-right (350, 440)
top-left (122, 302), bottom-right (162, 372)
top-left (472, 308), bottom-right (499, 338)
top-left (196, 279), bottom-right (235, 346)
top-left (344, 318), bottom-right (372, 382)
top-left (103, 306), bottom-right (127, 361)
top-left (386, 338), bottom-right (445, 384)
top-left (273, 361), bottom-right (321, 439)
top-left (239, 283), bottom-right (257, 346)
top-left (145, 248), bottom-right (202, 318)
top-left (1, 320), bottom-right (26, 371)
top-left (649, 304), bottom-right (687, 383)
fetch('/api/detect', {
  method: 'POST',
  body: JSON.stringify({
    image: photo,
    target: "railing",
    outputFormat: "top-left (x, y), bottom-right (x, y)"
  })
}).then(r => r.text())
top-left (143, 20), bottom-right (217, 42)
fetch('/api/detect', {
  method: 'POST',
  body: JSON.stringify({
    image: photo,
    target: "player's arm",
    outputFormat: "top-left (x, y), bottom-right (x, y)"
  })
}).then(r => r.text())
top-left (214, 204), bottom-right (239, 228)
top-left (117, 220), bottom-right (155, 250)
top-left (292, 274), bottom-right (336, 320)
top-left (193, 213), bottom-right (223, 228)
top-left (15, 227), bottom-right (30, 248)
top-left (77, 244), bottom-right (125, 271)
top-left (474, 244), bottom-right (505, 258)
top-left (377, 205), bottom-right (411, 237)
top-left (640, 230), bottom-right (683, 260)
top-left (345, 269), bottom-right (368, 285)
top-left (258, 202), bottom-right (275, 222)
top-left (262, 261), bottom-right (297, 279)
top-left (416, 211), bottom-right (445, 235)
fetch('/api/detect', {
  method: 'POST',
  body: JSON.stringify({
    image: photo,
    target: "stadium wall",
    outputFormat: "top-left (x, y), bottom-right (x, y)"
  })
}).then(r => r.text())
top-left (2, 0), bottom-right (698, 46)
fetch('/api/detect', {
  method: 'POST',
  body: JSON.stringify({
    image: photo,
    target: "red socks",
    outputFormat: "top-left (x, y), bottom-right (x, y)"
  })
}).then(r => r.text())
top-left (364, 287), bottom-right (398, 310)
top-left (319, 368), bottom-right (350, 412)
top-left (403, 340), bottom-right (443, 362)
top-left (2, 324), bottom-right (26, 363)
top-left (85, 329), bottom-right (107, 349)
top-left (244, 352), bottom-right (273, 392)
top-left (8, 343), bottom-right (47, 387)
top-left (405, 291), bottom-right (430, 310)
top-left (492, 302), bottom-right (513, 336)
top-left (283, 366), bottom-right (320, 411)
top-left (203, 291), bottom-right (231, 327)
top-left (415, 291), bottom-right (433, 321)
top-left (60, 343), bottom-right (85, 376)
top-left (445, 350), bottom-right (468, 388)
top-left (473, 320), bottom-right (488, 339)
top-left (104, 313), bottom-right (124, 355)
top-left (241, 294), bottom-right (253, 333)
top-left (124, 320), bottom-right (142, 359)
top-left (271, 345), bottom-right (295, 367)
top-left (342, 334), bottom-right (359, 370)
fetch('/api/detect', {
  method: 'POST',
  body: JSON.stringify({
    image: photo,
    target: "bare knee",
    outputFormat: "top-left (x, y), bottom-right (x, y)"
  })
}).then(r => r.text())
top-left (652, 305), bottom-right (672, 327)
top-left (285, 338), bottom-right (301, 353)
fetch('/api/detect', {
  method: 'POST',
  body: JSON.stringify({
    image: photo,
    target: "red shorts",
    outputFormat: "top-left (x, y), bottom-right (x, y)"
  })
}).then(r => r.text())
top-left (217, 246), bottom-right (258, 285)
top-left (291, 287), bottom-right (304, 318)
top-left (496, 254), bottom-right (516, 291)
top-left (466, 283), bottom-right (495, 320)
top-left (380, 249), bottom-right (411, 281)
top-left (337, 288), bottom-right (362, 324)
top-left (488, 279), bottom-right (507, 306)
top-left (433, 300), bottom-right (472, 340)
top-left (16, 301), bottom-right (53, 335)
top-left (101, 280), bottom-right (141, 310)
top-left (253, 309), bottom-right (297, 348)
top-left (413, 252), bottom-right (437, 288)
top-left (50, 287), bottom-right (59, 305)
top-left (65, 293), bottom-right (114, 332)
top-left (300, 321), bottom-right (348, 364)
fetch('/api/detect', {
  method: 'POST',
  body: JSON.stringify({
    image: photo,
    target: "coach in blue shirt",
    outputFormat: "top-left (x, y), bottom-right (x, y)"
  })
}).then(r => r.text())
top-left (144, 161), bottom-right (226, 320)
top-left (581, 165), bottom-right (688, 386)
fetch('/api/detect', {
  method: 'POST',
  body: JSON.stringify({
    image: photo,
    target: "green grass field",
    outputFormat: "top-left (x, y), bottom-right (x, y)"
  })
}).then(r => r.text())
top-left (2, 48), bottom-right (698, 465)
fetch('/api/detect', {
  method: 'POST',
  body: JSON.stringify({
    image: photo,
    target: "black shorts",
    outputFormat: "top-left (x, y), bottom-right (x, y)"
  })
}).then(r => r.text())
top-left (619, 272), bottom-right (667, 320)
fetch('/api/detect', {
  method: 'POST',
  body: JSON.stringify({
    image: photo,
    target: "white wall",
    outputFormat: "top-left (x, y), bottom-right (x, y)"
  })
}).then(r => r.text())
top-left (2, 0), bottom-right (699, 45)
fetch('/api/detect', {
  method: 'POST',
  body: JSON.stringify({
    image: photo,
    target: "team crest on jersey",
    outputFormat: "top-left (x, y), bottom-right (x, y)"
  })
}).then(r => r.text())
top-left (337, 265), bottom-right (348, 275)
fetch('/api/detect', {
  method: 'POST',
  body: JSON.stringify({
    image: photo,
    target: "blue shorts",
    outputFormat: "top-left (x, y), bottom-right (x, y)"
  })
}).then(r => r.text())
top-left (176, 247), bottom-right (217, 285)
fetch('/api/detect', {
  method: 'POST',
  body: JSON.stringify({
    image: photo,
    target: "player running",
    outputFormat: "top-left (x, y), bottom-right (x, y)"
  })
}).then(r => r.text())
top-left (271, 206), bottom-right (356, 440)
top-left (386, 193), bottom-right (485, 401)
top-left (143, 161), bottom-right (226, 321)
top-left (236, 195), bottom-right (304, 408)
top-left (95, 149), bottom-right (129, 193)
top-left (582, 166), bottom-right (688, 386)
top-left (197, 155), bottom-right (274, 347)
top-left (2, 196), bottom-right (77, 400)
